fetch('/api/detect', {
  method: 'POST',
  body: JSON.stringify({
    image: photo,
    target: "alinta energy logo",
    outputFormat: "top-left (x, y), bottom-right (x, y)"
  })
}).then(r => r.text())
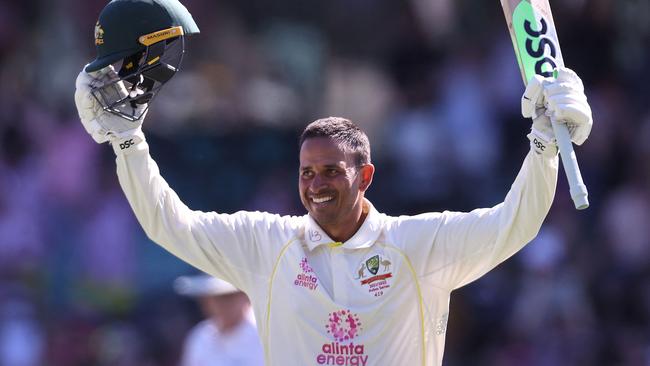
top-left (294, 257), bottom-right (318, 291)
top-left (317, 309), bottom-right (368, 366)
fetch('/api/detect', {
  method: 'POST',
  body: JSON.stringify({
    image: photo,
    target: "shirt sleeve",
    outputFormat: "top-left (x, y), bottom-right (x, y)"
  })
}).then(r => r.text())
top-left (393, 150), bottom-right (558, 290)
top-left (114, 140), bottom-right (298, 293)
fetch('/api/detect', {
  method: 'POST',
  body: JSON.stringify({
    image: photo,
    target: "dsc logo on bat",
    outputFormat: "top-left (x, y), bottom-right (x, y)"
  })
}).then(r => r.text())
top-left (522, 16), bottom-right (557, 77)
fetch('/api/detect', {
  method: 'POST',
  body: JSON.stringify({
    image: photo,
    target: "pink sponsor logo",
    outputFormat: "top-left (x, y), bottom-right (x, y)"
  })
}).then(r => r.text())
top-left (317, 309), bottom-right (369, 365)
top-left (326, 309), bottom-right (361, 341)
top-left (295, 257), bottom-right (318, 291)
top-left (300, 257), bottom-right (314, 273)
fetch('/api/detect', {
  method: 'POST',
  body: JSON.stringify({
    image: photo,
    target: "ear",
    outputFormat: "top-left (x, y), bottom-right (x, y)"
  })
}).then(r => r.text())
top-left (358, 164), bottom-right (375, 192)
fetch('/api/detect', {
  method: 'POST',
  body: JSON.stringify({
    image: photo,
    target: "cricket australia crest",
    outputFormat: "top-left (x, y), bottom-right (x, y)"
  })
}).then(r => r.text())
top-left (365, 255), bottom-right (380, 275)
top-left (356, 254), bottom-right (393, 297)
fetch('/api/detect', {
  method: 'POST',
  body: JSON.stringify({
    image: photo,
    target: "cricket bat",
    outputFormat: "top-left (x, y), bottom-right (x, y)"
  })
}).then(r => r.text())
top-left (501, 0), bottom-right (589, 210)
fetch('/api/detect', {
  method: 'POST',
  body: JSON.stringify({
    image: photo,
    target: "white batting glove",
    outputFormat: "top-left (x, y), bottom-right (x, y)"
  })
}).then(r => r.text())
top-left (74, 65), bottom-right (146, 144)
top-left (521, 67), bottom-right (593, 155)
top-left (544, 68), bottom-right (592, 145)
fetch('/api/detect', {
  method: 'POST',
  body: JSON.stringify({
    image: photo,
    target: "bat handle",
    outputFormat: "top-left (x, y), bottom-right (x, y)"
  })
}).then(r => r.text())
top-left (551, 118), bottom-right (589, 210)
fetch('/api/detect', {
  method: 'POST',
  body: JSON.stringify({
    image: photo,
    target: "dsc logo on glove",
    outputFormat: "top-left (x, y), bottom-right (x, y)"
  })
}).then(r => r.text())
top-left (119, 139), bottom-right (135, 150)
top-left (532, 138), bottom-right (546, 151)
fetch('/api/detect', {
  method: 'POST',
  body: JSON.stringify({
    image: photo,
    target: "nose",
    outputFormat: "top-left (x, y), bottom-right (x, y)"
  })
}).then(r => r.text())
top-left (310, 173), bottom-right (329, 193)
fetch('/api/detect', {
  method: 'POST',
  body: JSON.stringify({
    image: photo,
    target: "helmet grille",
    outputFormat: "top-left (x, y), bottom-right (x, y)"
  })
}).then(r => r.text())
top-left (91, 36), bottom-right (185, 121)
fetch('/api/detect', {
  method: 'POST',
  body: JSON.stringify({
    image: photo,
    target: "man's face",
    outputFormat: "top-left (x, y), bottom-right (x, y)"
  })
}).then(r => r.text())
top-left (299, 137), bottom-right (371, 231)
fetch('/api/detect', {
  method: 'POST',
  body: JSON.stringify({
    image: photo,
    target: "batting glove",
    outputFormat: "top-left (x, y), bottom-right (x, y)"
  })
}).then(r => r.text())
top-left (74, 65), bottom-right (147, 145)
top-left (521, 67), bottom-right (593, 155)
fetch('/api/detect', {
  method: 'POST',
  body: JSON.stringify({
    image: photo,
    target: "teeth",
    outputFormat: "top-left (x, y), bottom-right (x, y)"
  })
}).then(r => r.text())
top-left (312, 196), bottom-right (333, 203)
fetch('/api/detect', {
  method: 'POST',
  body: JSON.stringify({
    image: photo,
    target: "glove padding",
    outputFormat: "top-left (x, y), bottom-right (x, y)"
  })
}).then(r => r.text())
top-left (74, 66), bottom-right (147, 144)
top-left (521, 67), bottom-right (593, 146)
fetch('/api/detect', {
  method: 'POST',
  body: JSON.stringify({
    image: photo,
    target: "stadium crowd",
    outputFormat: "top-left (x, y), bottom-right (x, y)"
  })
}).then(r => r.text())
top-left (0, 0), bottom-right (649, 365)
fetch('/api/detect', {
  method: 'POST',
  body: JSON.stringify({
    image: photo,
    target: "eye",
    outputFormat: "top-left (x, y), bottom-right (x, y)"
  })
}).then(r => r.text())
top-left (301, 170), bottom-right (314, 179)
top-left (326, 168), bottom-right (340, 177)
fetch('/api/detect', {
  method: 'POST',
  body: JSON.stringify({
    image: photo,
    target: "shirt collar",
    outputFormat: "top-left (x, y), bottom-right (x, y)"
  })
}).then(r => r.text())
top-left (304, 199), bottom-right (382, 251)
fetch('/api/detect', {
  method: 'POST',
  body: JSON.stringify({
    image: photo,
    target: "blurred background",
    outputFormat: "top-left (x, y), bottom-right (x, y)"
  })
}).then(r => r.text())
top-left (1, 0), bottom-right (649, 365)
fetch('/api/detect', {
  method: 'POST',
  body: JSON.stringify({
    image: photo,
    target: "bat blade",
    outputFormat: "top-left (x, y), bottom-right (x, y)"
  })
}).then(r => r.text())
top-left (501, 0), bottom-right (564, 84)
top-left (500, 0), bottom-right (590, 210)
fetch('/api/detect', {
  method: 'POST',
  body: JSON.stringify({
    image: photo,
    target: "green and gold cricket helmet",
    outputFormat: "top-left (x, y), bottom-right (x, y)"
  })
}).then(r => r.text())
top-left (86, 0), bottom-right (199, 120)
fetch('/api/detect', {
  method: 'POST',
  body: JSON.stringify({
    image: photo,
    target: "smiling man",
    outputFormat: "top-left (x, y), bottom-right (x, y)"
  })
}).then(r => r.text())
top-left (76, 77), bottom-right (592, 365)
top-left (74, 2), bottom-right (593, 364)
top-left (298, 119), bottom-right (375, 243)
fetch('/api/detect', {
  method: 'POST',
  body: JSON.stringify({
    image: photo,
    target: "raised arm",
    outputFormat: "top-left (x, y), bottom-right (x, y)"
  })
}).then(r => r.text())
top-left (397, 67), bottom-right (592, 290)
top-left (74, 67), bottom-right (295, 292)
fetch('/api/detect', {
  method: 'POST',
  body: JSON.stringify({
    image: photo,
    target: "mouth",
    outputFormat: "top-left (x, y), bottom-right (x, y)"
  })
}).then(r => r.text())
top-left (311, 195), bottom-right (334, 204)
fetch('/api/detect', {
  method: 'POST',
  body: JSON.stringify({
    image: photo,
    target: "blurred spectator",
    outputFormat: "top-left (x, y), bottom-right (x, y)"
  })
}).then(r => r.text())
top-left (174, 275), bottom-right (263, 366)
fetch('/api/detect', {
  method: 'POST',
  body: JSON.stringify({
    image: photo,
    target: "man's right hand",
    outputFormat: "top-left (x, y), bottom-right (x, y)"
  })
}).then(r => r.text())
top-left (74, 65), bottom-right (147, 144)
top-left (521, 67), bottom-right (592, 155)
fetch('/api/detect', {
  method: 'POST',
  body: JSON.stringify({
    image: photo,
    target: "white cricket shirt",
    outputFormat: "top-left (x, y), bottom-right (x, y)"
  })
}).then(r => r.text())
top-left (115, 140), bottom-right (558, 366)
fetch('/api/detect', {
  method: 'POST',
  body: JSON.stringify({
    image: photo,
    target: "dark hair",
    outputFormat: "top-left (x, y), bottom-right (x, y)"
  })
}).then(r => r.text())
top-left (299, 117), bottom-right (371, 166)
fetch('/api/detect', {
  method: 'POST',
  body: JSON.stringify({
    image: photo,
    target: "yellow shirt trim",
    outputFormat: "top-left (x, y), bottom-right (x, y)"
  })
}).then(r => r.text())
top-left (264, 237), bottom-right (298, 364)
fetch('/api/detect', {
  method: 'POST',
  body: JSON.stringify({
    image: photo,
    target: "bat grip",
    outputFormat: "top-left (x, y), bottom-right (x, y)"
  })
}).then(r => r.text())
top-left (551, 118), bottom-right (589, 209)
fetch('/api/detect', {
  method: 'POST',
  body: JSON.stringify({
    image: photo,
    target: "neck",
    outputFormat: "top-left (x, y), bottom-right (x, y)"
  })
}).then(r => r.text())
top-left (213, 315), bottom-right (245, 334)
top-left (322, 200), bottom-right (369, 242)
